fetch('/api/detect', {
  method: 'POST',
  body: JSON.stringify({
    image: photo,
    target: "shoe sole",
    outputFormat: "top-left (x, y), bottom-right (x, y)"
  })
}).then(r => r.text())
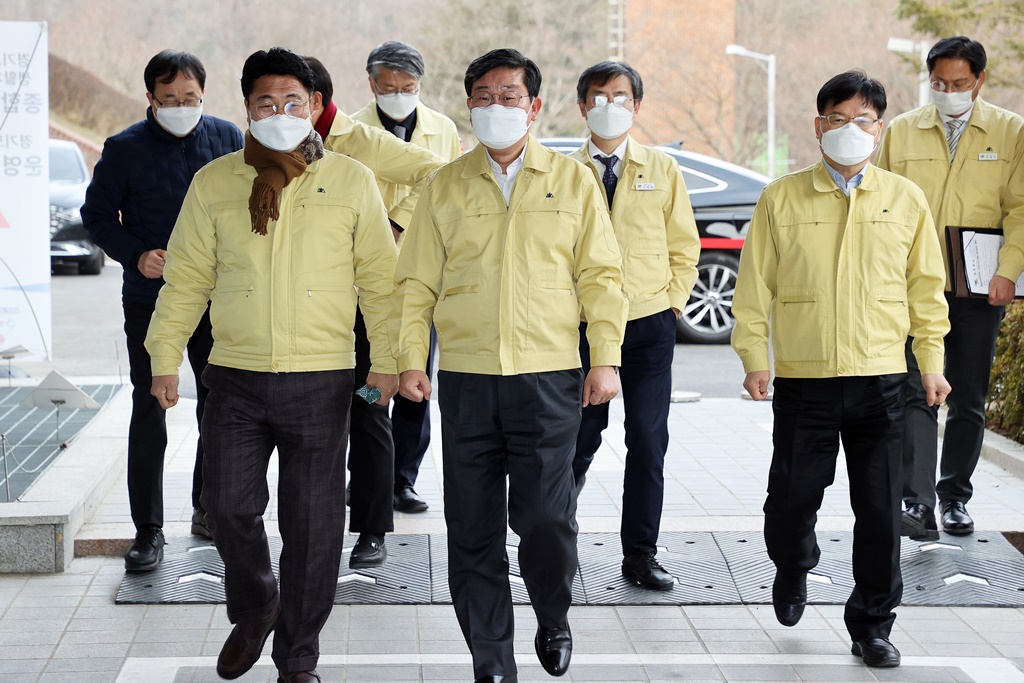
top-left (124, 545), bottom-right (164, 572)
top-left (621, 567), bottom-right (674, 592)
top-left (900, 516), bottom-right (939, 542)
top-left (942, 525), bottom-right (974, 536)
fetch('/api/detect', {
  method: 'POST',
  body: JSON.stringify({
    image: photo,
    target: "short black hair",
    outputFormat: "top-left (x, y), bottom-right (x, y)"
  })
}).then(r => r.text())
top-left (144, 50), bottom-right (206, 94)
top-left (816, 70), bottom-right (887, 118)
top-left (240, 47), bottom-right (316, 100)
top-left (927, 36), bottom-right (987, 77)
top-left (303, 56), bottom-right (334, 107)
top-left (576, 61), bottom-right (644, 102)
top-left (464, 48), bottom-right (541, 98)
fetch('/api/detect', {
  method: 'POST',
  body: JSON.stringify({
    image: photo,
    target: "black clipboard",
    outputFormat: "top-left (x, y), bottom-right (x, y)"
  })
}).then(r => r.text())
top-left (945, 226), bottom-right (1024, 299)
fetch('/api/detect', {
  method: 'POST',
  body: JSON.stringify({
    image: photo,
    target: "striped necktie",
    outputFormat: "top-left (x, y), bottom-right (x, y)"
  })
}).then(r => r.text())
top-left (945, 118), bottom-right (965, 163)
top-left (595, 154), bottom-right (619, 207)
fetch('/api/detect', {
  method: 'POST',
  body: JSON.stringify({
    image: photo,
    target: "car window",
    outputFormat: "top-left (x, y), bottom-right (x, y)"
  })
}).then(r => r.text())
top-left (49, 146), bottom-right (86, 184)
top-left (680, 168), bottom-right (722, 192)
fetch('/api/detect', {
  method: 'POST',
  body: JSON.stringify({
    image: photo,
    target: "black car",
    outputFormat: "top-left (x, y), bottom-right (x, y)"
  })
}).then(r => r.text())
top-left (49, 139), bottom-right (104, 275)
top-left (539, 138), bottom-right (768, 344)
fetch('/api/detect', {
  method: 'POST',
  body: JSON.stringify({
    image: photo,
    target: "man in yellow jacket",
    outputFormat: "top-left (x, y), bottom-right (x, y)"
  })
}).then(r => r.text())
top-left (876, 36), bottom-right (1024, 540)
top-left (146, 48), bottom-right (398, 683)
top-left (352, 40), bottom-right (461, 519)
top-left (732, 71), bottom-right (950, 669)
top-left (569, 61), bottom-right (700, 592)
top-left (304, 55), bottom-right (447, 570)
top-left (390, 49), bottom-right (627, 683)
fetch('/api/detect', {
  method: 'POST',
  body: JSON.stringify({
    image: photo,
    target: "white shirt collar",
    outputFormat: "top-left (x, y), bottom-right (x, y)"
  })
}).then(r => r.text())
top-left (485, 142), bottom-right (528, 206)
top-left (588, 137), bottom-right (628, 177)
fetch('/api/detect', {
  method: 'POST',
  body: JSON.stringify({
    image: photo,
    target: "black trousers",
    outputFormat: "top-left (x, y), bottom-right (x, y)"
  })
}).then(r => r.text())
top-left (391, 327), bottom-right (436, 486)
top-left (439, 369), bottom-right (582, 679)
top-left (123, 300), bottom-right (212, 529)
top-left (573, 310), bottom-right (675, 556)
top-left (346, 308), bottom-right (395, 534)
top-left (200, 365), bottom-right (352, 674)
top-left (766, 374), bottom-right (905, 641)
top-left (903, 294), bottom-right (1005, 509)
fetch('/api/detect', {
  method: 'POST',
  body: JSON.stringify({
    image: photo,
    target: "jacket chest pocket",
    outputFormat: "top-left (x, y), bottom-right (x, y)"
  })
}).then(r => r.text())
top-left (772, 287), bottom-right (830, 362)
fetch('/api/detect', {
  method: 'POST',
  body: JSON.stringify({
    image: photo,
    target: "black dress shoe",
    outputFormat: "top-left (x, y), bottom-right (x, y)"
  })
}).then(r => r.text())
top-left (278, 670), bottom-right (321, 683)
top-left (191, 507), bottom-right (213, 540)
top-left (394, 479), bottom-right (429, 513)
top-left (901, 503), bottom-right (939, 541)
top-left (218, 594), bottom-right (280, 679)
top-left (772, 571), bottom-right (807, 627)
top-left (534, 623), bottom-right (572, 676)
top-left (621, 551), bottom-right (674, 591)
top-left (124, 525), bottom-right (165, 572)
top-left (851, 637), bottom-right (901, 667)
top-left (941, 500), bottom-right (974, 535)
top-left (349, 533), bottom-right (387, 568)
top-left (474, 676), bottom-right (517, 683)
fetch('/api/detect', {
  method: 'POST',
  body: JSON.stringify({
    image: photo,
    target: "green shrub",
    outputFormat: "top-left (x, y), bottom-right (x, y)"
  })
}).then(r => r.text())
top-left (988, 301), bottom-right (1024, 443)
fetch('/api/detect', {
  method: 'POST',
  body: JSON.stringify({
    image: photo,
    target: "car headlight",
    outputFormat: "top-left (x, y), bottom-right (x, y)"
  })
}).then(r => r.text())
top-left (49, 204), bottom-right (81, 234)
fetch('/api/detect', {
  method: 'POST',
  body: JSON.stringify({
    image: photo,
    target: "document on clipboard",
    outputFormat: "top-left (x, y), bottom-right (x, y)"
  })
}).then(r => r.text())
top-left (945, 226), bottom-right (1024, 299)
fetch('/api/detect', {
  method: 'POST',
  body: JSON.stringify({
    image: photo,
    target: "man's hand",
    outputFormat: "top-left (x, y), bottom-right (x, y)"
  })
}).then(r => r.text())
top-left (743, 371), bottom-right (771, 401)
top-left (671, 307), bottom-right (680, 319)
top-left (138, 249), bottom-right (167, 279)
top-left (367, 371), bottom-right (399, 404)
top-left (583, 365), bottom-right (619, 408)
top-left (988, 275), bottom-right (1016, 306)
top-left (399, 369), bottom-right (432, 402)
top-left (922, 373), bottom-right (952, 407)
top-left (151, 374), bottom-right (179, 409)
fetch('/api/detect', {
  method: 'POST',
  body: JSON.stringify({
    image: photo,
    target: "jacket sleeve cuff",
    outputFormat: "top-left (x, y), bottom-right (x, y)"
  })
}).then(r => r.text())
top-left (369, 358), bottom-right (398, 375)
top-left (915, 353), bottom-right (945, 376)
top-left (995, 260), bottom-right (1024, 285)
top-left (589, 344), bottom-right (621, 368)
top-left (150, 356), bottom-right (181, 377)
top-left (396, 350), bottom-right (428, 375)
top-left (739, 351), bottom-right (770, 374)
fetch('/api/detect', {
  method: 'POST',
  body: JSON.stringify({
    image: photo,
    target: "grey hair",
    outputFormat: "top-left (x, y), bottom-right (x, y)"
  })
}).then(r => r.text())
top-left (366, 40), bottom-right (425, 80)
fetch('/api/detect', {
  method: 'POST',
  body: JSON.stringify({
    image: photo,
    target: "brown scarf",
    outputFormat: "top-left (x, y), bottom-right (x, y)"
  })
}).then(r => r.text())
top-left (243, 130), bottom-right (325, 236)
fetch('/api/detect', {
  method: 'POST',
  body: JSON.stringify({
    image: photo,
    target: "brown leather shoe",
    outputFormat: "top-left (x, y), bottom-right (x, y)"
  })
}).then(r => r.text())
top-left (278, 670), bottom-right (321, 683)
top-left (217, 595), bottom-right (280, 680)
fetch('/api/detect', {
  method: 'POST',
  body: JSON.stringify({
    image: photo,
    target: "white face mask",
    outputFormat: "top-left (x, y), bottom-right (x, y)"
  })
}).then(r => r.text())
top-left (471, 104), bottom-right (530, 150)
top-left (586, 100), bottom-right (634, 139)
top-left (155, 102), bottom-right (203, 137)
top-left (819, 123), bottom-right (878, 166)
top-left (249, 114), bottom-right (312, 152)
top-left (377, 92), bottom-right (419, 121)
top-left (930, 85), bottom-right (976, 118)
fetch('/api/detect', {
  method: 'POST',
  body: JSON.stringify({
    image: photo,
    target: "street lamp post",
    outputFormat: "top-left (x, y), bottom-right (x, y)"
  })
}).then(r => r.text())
top-left (887, 37), bottom-right (931, 107)
top-left (726, 44), bottom-right (776, 177)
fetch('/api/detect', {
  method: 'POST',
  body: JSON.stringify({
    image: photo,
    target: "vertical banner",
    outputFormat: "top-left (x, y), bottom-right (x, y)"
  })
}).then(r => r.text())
top-left (0, 22), bottom-right (51, 360)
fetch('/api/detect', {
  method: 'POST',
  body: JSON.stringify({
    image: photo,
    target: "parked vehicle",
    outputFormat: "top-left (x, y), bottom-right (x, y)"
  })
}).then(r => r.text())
top-left (48, 139), bottom-right (104, 275)
top-left (539, 138), bottom-right (769, 344)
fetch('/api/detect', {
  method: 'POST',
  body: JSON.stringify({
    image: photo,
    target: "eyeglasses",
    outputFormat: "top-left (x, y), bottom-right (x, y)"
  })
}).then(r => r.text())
top-left (928, 79), bottom-right (978, 93)
top-left (470, 91), bottom-right (529, 108)
top-left (153, 96), bottom-right (202, 108)
top-left (375, 85), bottom-right (420, 97)
top-left (585, 95), bottom-right (634, 108)
top-left (249, 99), bottom-right (310, 121)
top-left (819, 114), bottom-right (882, 131)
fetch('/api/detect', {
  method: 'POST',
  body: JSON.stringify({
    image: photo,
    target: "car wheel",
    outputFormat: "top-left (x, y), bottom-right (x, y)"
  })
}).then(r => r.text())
top-left (677, 251), bottom-right (739, 344)
top-left (79, 249), bottom-right (104, 275)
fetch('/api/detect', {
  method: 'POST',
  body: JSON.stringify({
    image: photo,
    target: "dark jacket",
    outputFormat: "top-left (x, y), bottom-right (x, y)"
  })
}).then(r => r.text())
top-left (82, 108), bottom-right (243, 305)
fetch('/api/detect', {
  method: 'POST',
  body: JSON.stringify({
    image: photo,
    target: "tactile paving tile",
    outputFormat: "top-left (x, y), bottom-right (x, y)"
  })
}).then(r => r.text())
top-left (716, 530), bottom-right (856, 605)
top-left (579, 532), bottom-right (740, 605)
top-left (430, 533), bottom-right (586, 605)
top-left (117, 531), bottom-right (1024, 607)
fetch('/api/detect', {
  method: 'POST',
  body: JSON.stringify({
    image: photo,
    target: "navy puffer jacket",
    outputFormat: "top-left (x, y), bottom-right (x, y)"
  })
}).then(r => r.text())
top-left (82, 108), bottom-right (243, 304)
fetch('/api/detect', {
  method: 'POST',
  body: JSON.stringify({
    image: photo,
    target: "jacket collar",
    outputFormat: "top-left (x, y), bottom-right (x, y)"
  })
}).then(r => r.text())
top-left (916, 97), bottom-right (991, 134)
top-left (461, 135), bottom-right (551, 179)
top-left (811, 158), bottom-right (880, 193)
top-left (574, 135), bottom-right (648, 169)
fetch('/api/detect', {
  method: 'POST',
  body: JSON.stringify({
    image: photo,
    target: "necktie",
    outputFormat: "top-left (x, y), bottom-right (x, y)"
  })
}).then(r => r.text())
top-left (595, 154), bottom-right (619, 207)
top-left (393, 125), bottom-right (407, 142)
top-left (945, 118), bottom-right (965, 163)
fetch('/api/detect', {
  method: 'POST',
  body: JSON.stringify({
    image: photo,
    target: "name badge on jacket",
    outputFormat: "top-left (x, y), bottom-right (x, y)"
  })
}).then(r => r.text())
top-left (979, 152), bottom-right (998, 161)
top-left (635, 182), bottom-right (656, 191)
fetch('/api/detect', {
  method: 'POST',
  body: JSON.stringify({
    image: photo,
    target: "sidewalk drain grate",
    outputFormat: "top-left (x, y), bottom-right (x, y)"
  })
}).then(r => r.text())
top-left (116, 531), bottom-right (1024, 607)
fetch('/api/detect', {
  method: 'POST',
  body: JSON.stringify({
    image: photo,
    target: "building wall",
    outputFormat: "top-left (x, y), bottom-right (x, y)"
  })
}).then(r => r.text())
top-left (624, 0), bottom-right (737, 158)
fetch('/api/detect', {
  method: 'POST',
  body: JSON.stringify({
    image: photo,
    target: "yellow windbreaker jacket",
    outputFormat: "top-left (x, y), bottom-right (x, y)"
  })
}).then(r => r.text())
top-left (731, 161), bottom-right (950, 378)
top-left (390, 138), bottom-right (628, 376)
top-left (351, 101), bottom-right (462, 213)
top-left (876, 98), bottom-right (1024, 287)
top-left (569, 138), bottom-right (700, 320)
top-left (324, 110), bottom-right (446, 228)
top-left (146, 149), bottom-right (398, 377)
